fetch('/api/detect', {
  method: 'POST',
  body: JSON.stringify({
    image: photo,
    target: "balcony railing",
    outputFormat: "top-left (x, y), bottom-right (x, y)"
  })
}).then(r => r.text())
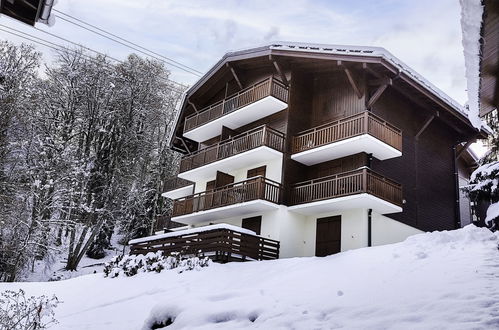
top-left (292, 111), bottom-right (402, 154)
top-left (129, 224), bottom-right (280, 261)
top-left (163, 177), bottom-right (194, 192)
top-left (184, 77), bottom-right (289, 132)
top-left (290, 168), bottom-right (402, 206)
top-left (180, 125), bottom-right (285, 173)
top-left (172, 176), bottom-right (282, 217)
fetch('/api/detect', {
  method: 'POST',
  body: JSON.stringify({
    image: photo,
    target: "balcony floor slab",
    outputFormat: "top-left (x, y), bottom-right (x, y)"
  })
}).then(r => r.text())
top-left (288, 193), bottom-right (402, 215)
top-left (183, 96), bottom-right (287, 142)
top-left (161, 184), bottom-right (195, 199)
top-left (178, 146), bottom-right (283, 182)
top-left (291, 134), bottom-right (401, 165)
top-left (172, 199), bottom-right (280, 224)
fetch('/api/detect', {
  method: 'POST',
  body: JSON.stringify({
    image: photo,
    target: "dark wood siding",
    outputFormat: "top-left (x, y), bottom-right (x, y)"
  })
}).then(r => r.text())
top-left (311, 72), bottom-right (365, 127)
top-left (371, 88), bottom-right (460, 232)
top-left (176, 55), bottom-right (476, 234)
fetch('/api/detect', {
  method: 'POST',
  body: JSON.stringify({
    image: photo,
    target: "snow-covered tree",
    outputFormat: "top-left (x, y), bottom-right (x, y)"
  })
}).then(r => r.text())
top-left (467, 161), bottom-right (499, 230)
top-left (0, 42), bottom-right (183, 280)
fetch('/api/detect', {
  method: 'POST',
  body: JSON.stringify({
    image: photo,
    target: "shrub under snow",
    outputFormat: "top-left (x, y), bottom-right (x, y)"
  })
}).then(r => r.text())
top-left (103, 251), bottom-right (211, 278)
top-left (0, 289), bottom-right (59, 330)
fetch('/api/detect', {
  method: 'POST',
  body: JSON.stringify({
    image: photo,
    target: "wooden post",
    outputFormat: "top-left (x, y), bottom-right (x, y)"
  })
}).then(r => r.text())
top-left (364, 111), bottom-right (370, 133)
top-left (362, 169), bottom-right (368, 193)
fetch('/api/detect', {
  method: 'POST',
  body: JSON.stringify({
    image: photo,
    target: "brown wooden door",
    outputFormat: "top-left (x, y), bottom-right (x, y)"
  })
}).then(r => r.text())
top-left (242, 216), bottom-right (262, 235)
top-left (215, 171), bottom-right (234, 205)
top-left (216, 171), bottom-right (235, 187)
top-left (315, 216), bottom-right (341, 256)
top-left (203, 180), bottom-right (216, 210)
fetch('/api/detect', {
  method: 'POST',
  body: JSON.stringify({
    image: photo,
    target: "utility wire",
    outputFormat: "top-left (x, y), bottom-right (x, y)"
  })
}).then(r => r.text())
top-left (54, 13), bottom-right (202, 77)
top-left (32, 25), bottom-right (187, 90)
top-left (0, 26), bottom-right (186, 95)
top-left (53, 9), bottom-right (203, 76)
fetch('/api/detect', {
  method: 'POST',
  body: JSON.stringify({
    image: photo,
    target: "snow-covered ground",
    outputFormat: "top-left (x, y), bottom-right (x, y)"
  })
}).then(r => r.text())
top-left (21, 231), bottom-right (126, 282)
top-left (1, 225), bottom-right (498, 330)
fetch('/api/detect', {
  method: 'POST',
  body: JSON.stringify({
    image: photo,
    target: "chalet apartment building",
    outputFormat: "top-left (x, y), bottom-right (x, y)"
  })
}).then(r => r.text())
top-left (160, 43), bottom-right (487, 259)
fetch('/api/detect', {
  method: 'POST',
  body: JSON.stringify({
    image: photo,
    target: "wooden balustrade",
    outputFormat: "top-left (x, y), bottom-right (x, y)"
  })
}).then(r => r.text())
top-left (184, 77), bottom-right (289, 132)
top-left (163, 177), bottom-right (194, 192)
top-left (180, 125), bottom-right (285, 173)
top-left (129, 226), bottom-right (280, 261)
top-left (172, 176), bottom-right (282, 217)
top-left (290, 168), bottom-right (402, 206)
top-left (292, 111), bottom-right (402, 154)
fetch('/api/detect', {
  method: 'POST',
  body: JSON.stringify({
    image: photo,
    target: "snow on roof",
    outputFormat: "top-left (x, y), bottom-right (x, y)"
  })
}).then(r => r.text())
top-left (191, 41), bottom-right (472, 121)
top-left (128, 223), bottom-right (257, 245)
top-left (271, 42), bottom-right (468, 116)
top-left (460, 0), bottom-right (484, 129)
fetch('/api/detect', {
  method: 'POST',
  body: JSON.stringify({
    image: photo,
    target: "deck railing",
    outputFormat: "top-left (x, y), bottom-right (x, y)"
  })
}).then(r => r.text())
top-left (129, 226), bottom-right (280, 261)
top-left (180, 125), bottom-right (285, 173)
top-left (184, 77), bottom-right (289, 132)
top-left (292, 111), bottom-right (402, 154)
top-left (163, 177), bottom-right (194, 192)
top-left (172, 176), bottom-right (282, 217)
top-left (290, 168), bottom-right (402, 206)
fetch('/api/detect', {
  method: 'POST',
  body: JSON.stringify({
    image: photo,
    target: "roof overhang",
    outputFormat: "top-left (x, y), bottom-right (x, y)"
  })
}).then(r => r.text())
top-left (478, 0), bottom-right (499, 117)
top-left (172, 42), bottom-right (486, 151)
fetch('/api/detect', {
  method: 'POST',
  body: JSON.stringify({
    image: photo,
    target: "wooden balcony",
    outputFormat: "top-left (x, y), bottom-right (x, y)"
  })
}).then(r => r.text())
top-left (292, 111), bottom-right (402, 165)
top-left (179, 125), bottom-right (285, 176)
top-left (172, 176), bottom-right (282, 223)
top-left (161, 177), bottom-right (195, 199)
top-left (183, 77), bottom-right (289, 142)
top-left (289, 168), bottom-right (403, 215)
top-left (129, 224), bottom-right (280, 262)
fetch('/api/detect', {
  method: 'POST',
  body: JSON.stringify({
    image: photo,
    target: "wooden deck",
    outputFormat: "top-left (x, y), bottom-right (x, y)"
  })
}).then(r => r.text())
top-left (290, 168), bottom-right (402, 206)
top-left (180, 125), bottom-right (285, 173)
top-left (292, 111), bottom-right (402, 154)
top-left (172, 176), bottom-right (282, 217)
top-left (184, 77), bottom-right (289, 132)
top-left (129, 226), bottom-right (280, 262)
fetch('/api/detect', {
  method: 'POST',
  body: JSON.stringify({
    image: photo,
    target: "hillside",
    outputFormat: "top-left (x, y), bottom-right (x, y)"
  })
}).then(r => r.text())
top-left (1, 225), bottom-right (498, 330)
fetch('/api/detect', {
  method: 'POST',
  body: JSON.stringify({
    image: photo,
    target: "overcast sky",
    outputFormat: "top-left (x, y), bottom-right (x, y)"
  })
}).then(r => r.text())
top-left (0, 0), bottom-right (468, 103)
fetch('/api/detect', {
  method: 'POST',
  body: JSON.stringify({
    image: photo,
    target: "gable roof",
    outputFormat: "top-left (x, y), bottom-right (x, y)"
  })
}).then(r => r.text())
top-left (171, 42), bottom-right (488, 149)
top-left (189, 42), bottom-right (468, 118)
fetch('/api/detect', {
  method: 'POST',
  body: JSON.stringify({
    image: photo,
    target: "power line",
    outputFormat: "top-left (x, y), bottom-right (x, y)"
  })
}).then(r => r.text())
top-left (53, 9), bottom-right (203, 76)
top-left (0, 23), bottom-right (187, 91)
top-left (31, 25), bottom-right (187, 90)
top-left (0, 26), bottom-right (186, 95)
top-left (53, 12), bottom-right (202, 78)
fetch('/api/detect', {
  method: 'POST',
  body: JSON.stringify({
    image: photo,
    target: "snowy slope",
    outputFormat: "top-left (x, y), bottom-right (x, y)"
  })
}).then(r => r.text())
top-left (1, 225), bottom-right (498, 330)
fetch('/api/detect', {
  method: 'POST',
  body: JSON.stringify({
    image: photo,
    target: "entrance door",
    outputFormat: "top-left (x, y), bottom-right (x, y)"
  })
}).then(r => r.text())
top-left (315, 216), bottom-right (341, 256)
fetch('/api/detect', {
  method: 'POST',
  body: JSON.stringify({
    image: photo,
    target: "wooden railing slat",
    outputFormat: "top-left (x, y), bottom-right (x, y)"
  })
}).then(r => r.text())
top-left (180, 125), bottom-right (285, 173)
top-left (184, 77), bottom-right (289, 132)
top-left (292, 111), bottom-right (402, 154)
top-left (130, 228), bottom-right (280, 261)
top-left (290, 168), bottom-right (402, 206)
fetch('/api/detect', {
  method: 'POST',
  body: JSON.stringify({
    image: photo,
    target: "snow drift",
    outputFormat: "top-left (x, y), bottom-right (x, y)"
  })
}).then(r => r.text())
top-left (1, 225), bottom-right (498, 330)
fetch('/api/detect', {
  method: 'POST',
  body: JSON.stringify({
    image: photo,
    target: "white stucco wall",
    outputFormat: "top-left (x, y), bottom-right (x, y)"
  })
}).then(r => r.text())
top-left (371, 212), bottom-right (423, 246)
top-left (190, 206), bottom-right (307, 258)
top-left (300, 208), bottom-right (368, 257)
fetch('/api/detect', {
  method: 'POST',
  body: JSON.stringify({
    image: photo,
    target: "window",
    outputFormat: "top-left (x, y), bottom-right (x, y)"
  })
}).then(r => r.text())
top-left (242, 216), bottom-right (262, 235)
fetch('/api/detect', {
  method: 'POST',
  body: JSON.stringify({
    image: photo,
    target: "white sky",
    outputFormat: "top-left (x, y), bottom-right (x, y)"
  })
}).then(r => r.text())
top-left (0, 0), bottom-right (488, 156)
